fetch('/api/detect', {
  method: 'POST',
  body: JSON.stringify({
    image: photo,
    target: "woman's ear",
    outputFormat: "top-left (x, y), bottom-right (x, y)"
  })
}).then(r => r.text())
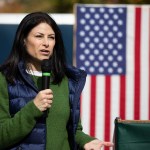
top-left (24, 39), bottom-right (26, 45)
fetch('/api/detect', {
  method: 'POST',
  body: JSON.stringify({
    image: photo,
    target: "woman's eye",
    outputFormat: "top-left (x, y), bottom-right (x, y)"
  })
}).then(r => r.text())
top-left (48, 36), bottom-right (55, 39)
top-left (35, 35), bottom-right (43, 38)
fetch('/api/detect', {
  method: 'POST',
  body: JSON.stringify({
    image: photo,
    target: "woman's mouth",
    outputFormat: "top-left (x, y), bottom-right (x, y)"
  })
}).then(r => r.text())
top-left (40, 49), bottom-right (50, 55)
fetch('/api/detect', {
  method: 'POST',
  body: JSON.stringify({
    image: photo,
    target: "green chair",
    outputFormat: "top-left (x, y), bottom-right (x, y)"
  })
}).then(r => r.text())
top-left (114, 117), bottom-right (150, 150)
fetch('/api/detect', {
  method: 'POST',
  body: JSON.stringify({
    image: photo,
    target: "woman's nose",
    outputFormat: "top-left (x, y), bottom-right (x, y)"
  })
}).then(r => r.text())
top-left (43, 38), bottom-right (49, 47)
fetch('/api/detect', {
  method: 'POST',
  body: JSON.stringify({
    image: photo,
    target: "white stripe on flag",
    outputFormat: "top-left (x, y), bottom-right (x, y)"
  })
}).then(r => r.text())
top-left (95, 75), bottom-right (105, 140)
top-left (81, 75), bottom-right (90, 134)
top-left (110, 76), bottom-right (120, 140)
top-left (140, 6), bottom-right (150, 119)
top-left (126, 6), bottom-right (135, 119)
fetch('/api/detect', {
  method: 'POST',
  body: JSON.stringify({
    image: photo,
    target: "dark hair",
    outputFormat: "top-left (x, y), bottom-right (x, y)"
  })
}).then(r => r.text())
top-left (0, 12), bottom-right (66, 84)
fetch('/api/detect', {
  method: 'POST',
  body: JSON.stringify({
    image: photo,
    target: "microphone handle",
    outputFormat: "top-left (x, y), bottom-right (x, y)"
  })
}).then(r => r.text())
top-left (41, 74), bottom-right (50, 117)
top-left (42, 76), bottom-right (50, 90)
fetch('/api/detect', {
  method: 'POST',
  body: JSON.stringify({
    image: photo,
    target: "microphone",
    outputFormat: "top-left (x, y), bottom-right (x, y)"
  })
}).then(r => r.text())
top-left (41, 59), bottom-right (52, 117)
top-left (41, 59), bottom-right (51, 90)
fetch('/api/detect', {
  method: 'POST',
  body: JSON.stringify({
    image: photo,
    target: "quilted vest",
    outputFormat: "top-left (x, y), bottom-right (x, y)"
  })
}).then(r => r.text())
top-left (7, 62), bottom-right (86, 150)
top-left (8, 63), bottom-right (46, 150)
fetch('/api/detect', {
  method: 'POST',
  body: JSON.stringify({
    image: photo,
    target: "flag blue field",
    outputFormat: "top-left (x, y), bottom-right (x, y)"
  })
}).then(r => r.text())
top-left (76, 6), bottom-right (126, 75)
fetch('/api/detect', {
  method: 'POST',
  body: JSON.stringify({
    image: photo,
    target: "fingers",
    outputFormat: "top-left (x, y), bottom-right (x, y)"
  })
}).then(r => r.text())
top-left (42, 99), bottom-right (52, 106)
top-left (98, 141), bottom-right (114, 149)
top-left (39, 101), bottom-right (52, 111)
top-left (33, 89), bottom-right (53, 112)
top-left (102, 141), bottom-right (114, 147)
top-left (36, 99), bottom-right (53, 112)
top-left (84, 139), bottom-right (114, 150)
top-left (43, 99), bottom-right (53, 105)
top-left (39, 89), bottom-right (53, 96)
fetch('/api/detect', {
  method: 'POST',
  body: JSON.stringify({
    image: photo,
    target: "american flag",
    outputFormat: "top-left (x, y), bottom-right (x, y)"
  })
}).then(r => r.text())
top-left (74, 4), bottom-right (150, 150)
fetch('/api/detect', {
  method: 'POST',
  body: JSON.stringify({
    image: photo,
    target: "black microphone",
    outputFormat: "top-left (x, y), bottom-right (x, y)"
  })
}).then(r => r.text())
top-left (41, 59), bottom-right (52, 117)
top-left (41, 59), bottom-right (51, 90)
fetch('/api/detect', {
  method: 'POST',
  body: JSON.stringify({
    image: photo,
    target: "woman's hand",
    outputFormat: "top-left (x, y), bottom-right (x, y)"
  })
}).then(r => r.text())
top-left (33, 89), bottom-right (53, 111)
top-left (84, 139), bottom-right (114, 150)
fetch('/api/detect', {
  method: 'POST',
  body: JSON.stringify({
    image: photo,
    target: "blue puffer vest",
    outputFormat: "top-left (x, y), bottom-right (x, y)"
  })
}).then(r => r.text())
top-left (8, 62), bottom-right (87, 150)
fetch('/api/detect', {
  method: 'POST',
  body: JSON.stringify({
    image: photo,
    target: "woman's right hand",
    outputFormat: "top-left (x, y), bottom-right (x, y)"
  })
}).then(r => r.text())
top-left (33, 89), bottom-right (53, 112)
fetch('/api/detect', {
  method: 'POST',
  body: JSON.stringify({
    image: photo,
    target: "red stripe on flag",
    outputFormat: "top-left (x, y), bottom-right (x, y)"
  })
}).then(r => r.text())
top-left (104, 76), bottom-right (111, 150)
top-left (90, 76), bottom-right (96, 136)
top-left (134, 7), bottom-right (141, 120)
top-left (120, 75), bottom-right (126, 119)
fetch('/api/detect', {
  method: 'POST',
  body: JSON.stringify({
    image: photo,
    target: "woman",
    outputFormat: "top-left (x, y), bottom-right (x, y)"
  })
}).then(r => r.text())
top-left (0, 12), bottom-right (113, 150)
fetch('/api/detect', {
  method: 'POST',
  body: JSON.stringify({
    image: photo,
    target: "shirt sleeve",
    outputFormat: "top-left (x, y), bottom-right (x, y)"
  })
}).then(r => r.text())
top-left (0, 73), bottom-right (43, 149)
top-left (75, 118), bottom-right (96, 149)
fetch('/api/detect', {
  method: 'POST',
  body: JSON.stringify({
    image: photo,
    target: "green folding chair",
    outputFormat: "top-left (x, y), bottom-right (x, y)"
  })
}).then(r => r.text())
top-left (114, 117), bottom-right (150, 150)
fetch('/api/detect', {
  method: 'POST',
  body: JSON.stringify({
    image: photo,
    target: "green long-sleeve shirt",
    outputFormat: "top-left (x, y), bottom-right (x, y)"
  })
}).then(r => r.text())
top-left (0, 72), bottom-right (95, 149)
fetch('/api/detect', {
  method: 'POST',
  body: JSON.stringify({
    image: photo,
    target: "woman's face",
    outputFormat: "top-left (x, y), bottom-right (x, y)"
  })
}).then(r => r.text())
top-left (24, 22), bottom-right (55, 70)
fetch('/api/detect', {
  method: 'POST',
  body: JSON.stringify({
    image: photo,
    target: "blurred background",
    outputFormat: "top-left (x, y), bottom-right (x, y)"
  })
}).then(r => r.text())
top-left (0, 0), bottom-right (149, 13)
